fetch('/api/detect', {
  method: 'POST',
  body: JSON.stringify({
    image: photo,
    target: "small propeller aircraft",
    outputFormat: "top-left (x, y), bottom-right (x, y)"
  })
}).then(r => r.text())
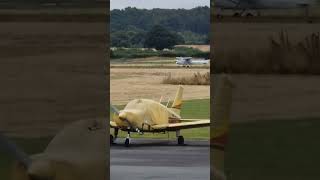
top-left (212, 74), bottom-right (234, 180)
top-left (110, 85), bottom-right (210, 147)
top-left (0, 119), bottom-right (106, 180)
top-left (175, 57), bottom-right (210, 67)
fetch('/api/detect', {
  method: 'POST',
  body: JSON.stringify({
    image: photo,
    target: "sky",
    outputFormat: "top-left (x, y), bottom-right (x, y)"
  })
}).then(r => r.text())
top-left (110, 0), bottom-right (210, 10)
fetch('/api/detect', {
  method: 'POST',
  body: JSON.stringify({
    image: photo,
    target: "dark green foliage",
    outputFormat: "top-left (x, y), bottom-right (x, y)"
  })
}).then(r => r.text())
top-left (111, 47), bottom-right (209, 59)
top-left (111, 48), bottom-right (159, 59)
top-left (111, 6), bottom-right (209, 34)
top-left (111, 7), bottom-right (210, 47)
top-left (144, 25), bottom-right (184, 50)
top-left (160, 47), bottom-right (209, 58)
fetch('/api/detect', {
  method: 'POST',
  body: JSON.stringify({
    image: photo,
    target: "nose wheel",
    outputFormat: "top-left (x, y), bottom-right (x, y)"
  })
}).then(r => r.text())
top-left (125, 130), bottom-right (131, 147)
top-left (110, 128), bottom-right (119, 145)
top-left (110, 135), bottom-right (114, 144)
top-left (125, 138), bottom-right (130, 147)
top-left (176, 130), bottom-right (185, 145)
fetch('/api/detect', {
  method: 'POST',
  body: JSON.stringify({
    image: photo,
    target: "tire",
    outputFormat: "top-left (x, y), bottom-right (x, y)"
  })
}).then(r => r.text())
top-left (110, 135), bottom-right (114, 144)
top-left (246, 13), bottom-right (253, 17)
top-left (178, 136), bottom-right (184, 145)
top-left (233, 12), bottom-right (240, 17)
top-left (125, 138), bottom-right (130, 147)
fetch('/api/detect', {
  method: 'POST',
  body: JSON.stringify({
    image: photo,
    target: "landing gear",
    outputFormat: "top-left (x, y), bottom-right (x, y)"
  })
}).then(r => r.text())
top-left (110, 135), bottom-right (114, 144)
top-left (125, 130), bottom-right (131, 147)
top-left (176, 130), bottom-right (185, 145)
top-left (178, 136), bottom-right (184, 145)
top-left (233, 12), bottom-right (241, 17)
top-left (110, 128), bottom-right (119, 145)
top-left (217, 14), bottom-right (223, 19)
top-left (245, 13), bottom-right (254, 17)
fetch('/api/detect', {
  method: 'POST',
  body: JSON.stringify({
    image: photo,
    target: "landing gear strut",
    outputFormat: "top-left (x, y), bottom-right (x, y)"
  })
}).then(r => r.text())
top-left (125, 130), bottom-right (131, 147)
top-left (176, 130), bottom-right (184, 145)
top-left (110, 128), bottom-right (119, 144)
top-left (110, 135), bottom-right (114, 144)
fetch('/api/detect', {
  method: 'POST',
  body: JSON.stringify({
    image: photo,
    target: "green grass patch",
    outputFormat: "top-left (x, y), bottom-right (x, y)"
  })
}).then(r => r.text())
top-left (0, 137), bottom-right (52, 179)
top-left (111, 47), bottom-right (209, 59)
top-left (226, 118), bottom-right (320, 179)
top-left (110, 99), bottom-right (210, 140)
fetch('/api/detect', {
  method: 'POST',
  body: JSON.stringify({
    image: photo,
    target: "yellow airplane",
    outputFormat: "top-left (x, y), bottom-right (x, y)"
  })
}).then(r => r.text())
top-left (0, 119), bottom-right (107, 180)
top-left (110, 85), bottom-right (210, 146)
top-left (211, 74), bottom-right (234, 180)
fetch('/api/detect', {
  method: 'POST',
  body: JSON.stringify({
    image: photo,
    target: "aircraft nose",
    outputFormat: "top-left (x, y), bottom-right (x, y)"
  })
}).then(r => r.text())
top-left (118, 112), bottom-right (128, 121)
top-left (28, 160), bottom-right (54, 180)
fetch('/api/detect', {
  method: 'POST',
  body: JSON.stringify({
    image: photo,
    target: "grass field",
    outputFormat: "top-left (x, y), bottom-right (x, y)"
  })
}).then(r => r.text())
top-left (110, 99), bottom-right (210, 140)
top-left (0, 137), bottom-right (52, 180)
top-left (226, 118), bottom-right (320, 179)
top-left (110, 68), bottom-right (210, 104)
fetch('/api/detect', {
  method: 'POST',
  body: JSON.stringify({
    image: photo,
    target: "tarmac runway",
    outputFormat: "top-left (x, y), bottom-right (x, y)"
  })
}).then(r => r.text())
top-left (110, 138), bottom-right (210, 180)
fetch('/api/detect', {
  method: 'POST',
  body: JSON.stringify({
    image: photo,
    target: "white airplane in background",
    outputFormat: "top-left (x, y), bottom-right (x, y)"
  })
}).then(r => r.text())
top-left (175, 57), bottom-right (210, 67)
top-left (213, 0), bottom-right (317, 17)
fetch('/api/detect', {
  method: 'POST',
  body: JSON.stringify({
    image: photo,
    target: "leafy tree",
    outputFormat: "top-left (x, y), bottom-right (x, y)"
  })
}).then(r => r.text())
top-left (144, 25), bottom-right (184, 50)
top-left (110, 6), bottom-right (209, 47)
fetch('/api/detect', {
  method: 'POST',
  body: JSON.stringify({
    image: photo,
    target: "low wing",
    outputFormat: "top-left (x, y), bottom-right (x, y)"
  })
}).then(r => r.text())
top-left (152, 119), bottom-right (210, 131)
top-left (180, 118), bottom-right (209, 122)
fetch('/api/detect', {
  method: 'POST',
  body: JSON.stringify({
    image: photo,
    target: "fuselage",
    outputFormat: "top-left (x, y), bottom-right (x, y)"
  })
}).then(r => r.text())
top-left (176, 57), bottom-right (210, 65)
top-left (114, 99), bottom-right (180, 132)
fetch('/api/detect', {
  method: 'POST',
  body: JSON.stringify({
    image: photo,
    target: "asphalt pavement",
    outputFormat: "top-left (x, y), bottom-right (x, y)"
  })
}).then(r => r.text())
top-left (110, 138), bottom-right (210, 180)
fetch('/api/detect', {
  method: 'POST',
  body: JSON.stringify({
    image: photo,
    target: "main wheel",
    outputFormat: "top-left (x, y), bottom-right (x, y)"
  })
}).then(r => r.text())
top-left (246, 13), bottom-right (254, 17)
top-left (125, 138), bottom-right (130, 147)
top-left (233, 12), bottom-right (241, 17)
top-left (177, 136), bottom-right (184, 145)
top-left (217, 14), bottom-right (223, 19)
top-left (110, 135), bottom-right (114, 144)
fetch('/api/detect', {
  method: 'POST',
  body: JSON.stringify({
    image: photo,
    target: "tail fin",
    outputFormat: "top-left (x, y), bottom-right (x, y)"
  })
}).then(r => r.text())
top-left (211, 74), bottom-right (234, 180)
top-left (170, 85), bottom-right (184, 115)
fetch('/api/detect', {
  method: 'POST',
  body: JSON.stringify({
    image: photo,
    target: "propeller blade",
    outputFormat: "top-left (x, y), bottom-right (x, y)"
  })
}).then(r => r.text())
top-left (0, 133), bottom-right (31, 168)
top-left (119, 116), bottom-right (141, 133)
top-left (110, 104), bottom-right (120, 115)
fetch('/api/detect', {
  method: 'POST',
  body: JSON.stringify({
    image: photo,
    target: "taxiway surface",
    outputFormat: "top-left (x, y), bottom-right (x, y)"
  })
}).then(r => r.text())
top-left (110, 138), bottom-right (210, 180)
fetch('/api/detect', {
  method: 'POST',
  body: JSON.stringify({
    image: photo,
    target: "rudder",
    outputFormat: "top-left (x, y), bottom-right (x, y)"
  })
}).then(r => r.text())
top-left (170, 85), bottom-right (184, 115)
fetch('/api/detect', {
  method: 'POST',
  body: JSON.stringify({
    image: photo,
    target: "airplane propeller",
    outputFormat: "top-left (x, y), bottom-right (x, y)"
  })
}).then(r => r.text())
top-left (110, 104), bottom-right (147, 138)
top-left (110, 104), bottom-right (120, 115)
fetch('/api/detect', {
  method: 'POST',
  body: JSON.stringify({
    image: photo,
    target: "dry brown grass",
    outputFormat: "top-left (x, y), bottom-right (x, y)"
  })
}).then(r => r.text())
top-left (175, 45), bottom-right (210, 52)
top-left (0, 22), bottom-right (106, 137)
top-left (212, 22), bottom-right (320, 74)
top-left (110, 68), bottom-right (210, 105)
top-left (162, 72), bottom-right (210, 85)
top-left (217, 74), bottom-right (320, 123)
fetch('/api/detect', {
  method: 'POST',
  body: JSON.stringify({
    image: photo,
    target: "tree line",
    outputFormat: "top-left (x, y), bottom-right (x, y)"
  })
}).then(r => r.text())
top-left (111, 6), bottom-right (210, 49)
